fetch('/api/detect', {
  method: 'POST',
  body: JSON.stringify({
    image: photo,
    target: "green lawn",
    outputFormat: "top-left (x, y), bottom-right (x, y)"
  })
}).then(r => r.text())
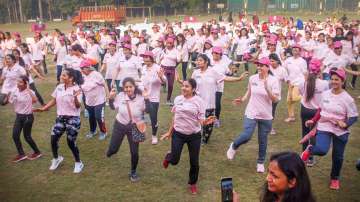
top-left (0, 18), bottom-right (360, 202)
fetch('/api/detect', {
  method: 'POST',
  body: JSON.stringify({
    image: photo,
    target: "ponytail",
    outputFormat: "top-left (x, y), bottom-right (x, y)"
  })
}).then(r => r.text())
top-left (305, 73), bottom-right (317, 102)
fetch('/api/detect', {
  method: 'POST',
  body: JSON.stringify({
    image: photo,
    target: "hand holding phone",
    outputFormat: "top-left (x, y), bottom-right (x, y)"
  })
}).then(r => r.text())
top-left (221, 178), bottom-right (233, 202)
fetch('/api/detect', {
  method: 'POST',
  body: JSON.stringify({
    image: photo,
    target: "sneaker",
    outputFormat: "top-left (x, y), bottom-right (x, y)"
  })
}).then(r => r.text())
top-left (226, 143), bottom-right (236, 160)
top-left (163, 152), bottom-right (170, 169)
top-left (84, 109), bottom-right (89, 118)
top-left (152, 136), bottom-right (158, 145)
top-left (284, 117), bottom-right (296, 123)
top-left (27, 152), bottom-right (43, 160)
top-left (257, 163), bottom-right (265, 173)
top-left (12, 154), bottom-right (27, 163)
top-left (330, 179), bottom-right (340, 190)
top-left (105, 102), bottom-right (109, 106)
top-left (306, 157), bottom-right (316, 167)
top-left (98, 132), bottom-right (107, 140)
top-left (73, 161), bottom-right (84, 173)
top-left (270, 128), bottom-right (276, 135)
top-left (129, 173), bottom-right (140, 182)
top-left (49, 156), bottom-right (64, 170)
top-left (214, 119), bottom-right (221, 128)
top-left (349, 82), bottom-right (355, 89)
top-left (301, 145), bottom-right (312, 162)
top-left (189, 184), bottom-right (198, 195)
top-left (165, 100), bottom-right (173, 106)
top-left (86, 131), bottom-right (97, 139)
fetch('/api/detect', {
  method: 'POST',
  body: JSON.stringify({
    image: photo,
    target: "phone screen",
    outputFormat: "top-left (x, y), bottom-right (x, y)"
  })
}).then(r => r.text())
top-left (221, 177), bottom-right (233, 202)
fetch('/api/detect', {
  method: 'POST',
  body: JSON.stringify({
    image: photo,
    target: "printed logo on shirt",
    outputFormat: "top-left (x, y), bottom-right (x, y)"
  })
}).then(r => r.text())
top-left (251, 82), bottom-right (258, 86)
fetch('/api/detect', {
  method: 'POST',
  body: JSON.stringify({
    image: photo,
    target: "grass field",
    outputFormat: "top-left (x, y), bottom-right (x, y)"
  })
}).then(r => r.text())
top-left (0, 17), bottom-right (360, 202)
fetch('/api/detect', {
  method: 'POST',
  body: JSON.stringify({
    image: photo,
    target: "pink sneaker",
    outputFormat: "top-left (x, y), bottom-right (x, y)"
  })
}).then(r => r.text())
top-left (330, 179), bottom-right (340, 190)
top-left (27, 153), bottom-right (43, 160)
top-left (301, 145), bottom-right (312, 162)
top-left (12, 155), bottom-right (27, 163)
top-left (189, 184), bottom-right (198, 194)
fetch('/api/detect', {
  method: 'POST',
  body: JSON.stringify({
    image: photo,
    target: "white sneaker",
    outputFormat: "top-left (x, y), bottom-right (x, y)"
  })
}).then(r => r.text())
top-left (270, 128), bottom-right (276, 135)
top-left (73, 161), bottom-right (84, 173)
top-left (49, 156), bottom-right (64, 171)
top-left (226, 143), bottom-right (236, 160)
top-left (257, 163), bottom-right (265, 173)
top-left (152, 136), bottom-right (158, 145)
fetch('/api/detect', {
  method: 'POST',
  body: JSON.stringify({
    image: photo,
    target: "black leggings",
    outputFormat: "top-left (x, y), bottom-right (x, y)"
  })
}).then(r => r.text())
top-left (351, 64), bottom-right (358, 87)
top-left (166, 130), bottom-right (201, 185)
top-left (42, 55), bottom-right (48, 74)
top-left (13, 114), bottom-right (40, 155)
top-left (163, 67), bottom-right (176, 101)
top-left (148, 102), bottom-right (159, 136)
top-left (181, 62), bottom-right (188, 80)
top-left (202, 109), bottom-right (215, 143)
top-left (300, 104), bottom-right (317, 151)
top-left (86, 103), bottom-right (106, 133)
top-left (215, 92), bottom-right (222, 119)
top-left (107, 120), bottom-right (139, 173)
top-left (29, 83), bottom-right (45, 105)
top-left (51, 116), bottom-right (81, 162)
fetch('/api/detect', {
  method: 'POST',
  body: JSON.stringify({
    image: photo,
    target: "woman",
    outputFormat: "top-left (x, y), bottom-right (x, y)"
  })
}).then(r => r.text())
top-left (298, 58), bottom-right (329, 166)
top-left (342, 31), bottom-right (358, 89)
top-left (301, 68), bottom-right (358, 190)
top-left (80, 59), bottom-right (108, 140)
top-left (161, 79), bottom-right (215, 194)
top-left (53, 36), bottom-right (68, 83)
top-left (31, 32), bottom-right (46, 75)
top-left (283, 45), bottom-right (307, 122)
top-left (107, 77), bottom-right (149, 182)
top-left (13, 48), bottom-right (45, 106)
top-left (6, 76), bottom-right (42, 162)
top-left (260, 152), bottom-right (315, 202)
top-left (86, 36), bottom-right (102, 70)
top-left (160, 38), bottom-right (179, 105)
top-left (211, 47), bottom-right (232, 128)
top-left (140, 51), bottom-right (166, 145)
top-left (227, 57), bottom-right (280, 173)
top-left (101, 41), bottom-right (121, 92)
top-left (268, 53), bottom-right (287, 135)
top-left (0, 54), bottom-right (27, 104)
top-left (64, 44), bottom-right (85, 71)
top-left (188, 54), bottom-right (247, 144)
top-left (234, 28), bottom-right (251, 71)
top-left (34, 68), bottom-right (84, 173)
top-left (176, 33), bottom-right (189, 80)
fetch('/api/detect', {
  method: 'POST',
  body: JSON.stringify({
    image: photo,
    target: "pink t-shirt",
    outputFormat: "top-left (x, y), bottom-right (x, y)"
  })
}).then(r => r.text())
top-left (117, 55), bottom-right (142, 81)
top-left (172, 95), bottom-right (205, 135)
top-left (211, 57), bottom-right (232, 93)
top-left (81, 71), bottom-right (106, 106)
top-left (317, 90), bottom-right (358, 136)
top-left (270, 65), bottom-right (287, 100)
top-left (9, 88), bottom-right (35, 114)
top-left (51, 84), bottom-right (82, 117)
top-left (191, 68), bottom-right (225, 109)
top-left (1, 64), bottom-right (26, 94)
top-left (103, 52), bottom-right (121, 80)
top-left (160, 48), bottom-right (179, 67)
top-left (283, 56), bottom-right (307, 85)
top-left (140, 64), bottom-right (165, 103)
top-left (113, 92), bottom-right (145, 125)
top-left (299, 78), bottom-right (329, 109)
top-left (245, 74), bottom-right (281, 120)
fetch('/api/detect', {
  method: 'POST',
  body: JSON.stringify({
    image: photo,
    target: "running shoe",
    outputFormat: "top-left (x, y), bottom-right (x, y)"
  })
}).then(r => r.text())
top-left (73, 161), bottom-right (84, 173)
top-left (257, 163), bottom-right (265, 173)
top-left (330, 179), bottom-right (340, 190)
top-left (27, 153), bottom-right (43, 160)
top-left (189, 184), bottom-right (198, 195)
top-left (98, 132), bottom-right (107, 140)
top-left (226, 143), bottom-right (236, 160)
top-left (49, 156), bottom-right (64, 171)
top-left (12, 154), bottom-right (27, 163)
top-left (301, 145), bottom-right (312, 162)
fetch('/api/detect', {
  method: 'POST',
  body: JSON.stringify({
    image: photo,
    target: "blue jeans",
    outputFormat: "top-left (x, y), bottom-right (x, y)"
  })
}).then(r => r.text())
top-left (310, 131), bottom-right (349, 180)
top-left (232, 117), bottom-right (272, 164)
top-left (56, 65), bottom-right (63, 82)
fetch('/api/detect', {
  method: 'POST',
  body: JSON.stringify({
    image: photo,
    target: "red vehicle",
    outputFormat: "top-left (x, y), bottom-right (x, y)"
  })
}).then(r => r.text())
top-left (72, 5), bottom-right (126, 25)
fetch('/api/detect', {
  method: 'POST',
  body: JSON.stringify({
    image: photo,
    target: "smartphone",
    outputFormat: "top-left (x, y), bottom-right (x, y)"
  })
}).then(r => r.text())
top-left (221, 177), bottom-right (233, 202)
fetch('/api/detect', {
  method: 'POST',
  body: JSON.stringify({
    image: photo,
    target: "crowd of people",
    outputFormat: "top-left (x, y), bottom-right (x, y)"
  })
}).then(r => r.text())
top-left (1, 14), bottom-right (360, 200)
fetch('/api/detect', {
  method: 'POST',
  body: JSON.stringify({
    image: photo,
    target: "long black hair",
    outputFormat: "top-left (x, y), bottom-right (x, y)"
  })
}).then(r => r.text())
top-left (261, 152), bottom-right (315, 202)
top-left (12, 49), bottom-right (25, 67)
top-left (122, 77), bottom-right (142, 96)
top-left (197, 54), bottom-right (210, 67)
top-left (63, 68), bottom-right (84, 85)
top-left (305, 72), bottom-right (317, 103)
top-left (185, 78), bottom-right (197, 96)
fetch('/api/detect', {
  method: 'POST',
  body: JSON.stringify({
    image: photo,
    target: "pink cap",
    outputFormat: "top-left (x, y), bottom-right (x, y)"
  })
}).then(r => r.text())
top-left (309, 58), bottom-right (322, 74)
top-left (59, 36), bottom-right (65, 41)
top-left (333, 41), bottom-right (343, 48)
top-left (140, 51), bottom-right (154, 59)
top-left (166, 38), bottom-right (174, 44)
top-left (122, 43), bottom-right (132, 50)
top-left (255, 57), bottom-right (271, 67)
top-left (330, 68), bottom-right (346, 80)
top-left (109, 41), bottom-right (117, 46)
top-left (292, 44), bottom-right (302, 49)
top-left (13, 32), bottom-right (21, 37)
top-left (80, 58), bottom-right (94, 69)
top-left (212, 46), bottom-right (223, 54)
top-left (211, 29), bottom-right (219, 34)
top-left (205, 39), bottom-right (213, 46)
top-left (268, 39), bottom-right (277, 45)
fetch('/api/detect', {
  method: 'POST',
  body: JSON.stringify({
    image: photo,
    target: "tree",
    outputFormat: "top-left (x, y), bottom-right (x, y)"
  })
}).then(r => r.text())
top-left (18, 0), bottom-right (24, 22)
top-left (38, 0), bottom-right (43, 19)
